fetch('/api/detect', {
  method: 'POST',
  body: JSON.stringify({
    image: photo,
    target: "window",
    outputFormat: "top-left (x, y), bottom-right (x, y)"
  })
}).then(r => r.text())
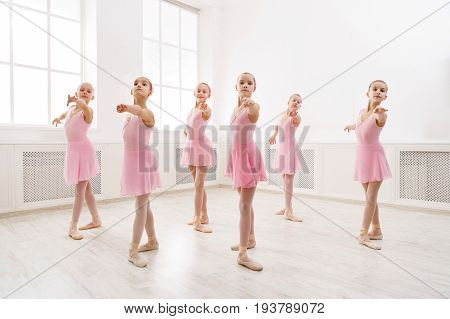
top-left (143, 0), bottom-right (198, 130)
top-left (0, 0), bottom-right (85, 126)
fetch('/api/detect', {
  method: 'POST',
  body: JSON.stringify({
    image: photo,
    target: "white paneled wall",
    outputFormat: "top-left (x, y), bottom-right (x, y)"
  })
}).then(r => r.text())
top-left (0, 142), bottom-right (449, 214)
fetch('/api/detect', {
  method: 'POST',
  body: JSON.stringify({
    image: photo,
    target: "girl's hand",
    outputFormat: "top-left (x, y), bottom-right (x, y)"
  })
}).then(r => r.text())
top-left (291, 114), bottom-right (300, 126)
top-left (374, 107), bottom-right (388, 114)
top-left (344, 124), bottom-right (355, 132)
top-left (241, 97), bottom-right (254, 107)
top-left (52, 117), bottom-right (62, 127)
top-left (66, 95), bottom-right (77, 106)
top-left (199, 102), bottom-right (208, 113)
top-left (269, 135), bottom-right (276, 145)
top-left (116, 104), bottom-right (128, 113)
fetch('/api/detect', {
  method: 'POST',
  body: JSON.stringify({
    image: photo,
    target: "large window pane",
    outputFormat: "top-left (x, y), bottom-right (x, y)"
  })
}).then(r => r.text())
top-left (181, 89), bottom-right (194, 123)
top-left (181, 10), bottom-right (196, 50)
top-left (0, 5), bottom-right (10, 62)
top-left (143, 40), bottom-right (160, 84)
top-left (161, 87), bottom-right (180, 130)
top-left (161, 44), bottom-right (179, 87)
top-left (50, 71), bottom-right (80, 122)
top-left (149, 84), bottom-right (161, 127)
top-left (161, 2), bottom-right (178, 46)
top-left (143, 0), bottom-right (159, 40)
top-left (12, 8), bottom-right (47, 68)
top-left (0, 65), bottom-right (10, 123)
top-left (50, 0), bottom-right (80, 21)
top-left (181, 49), bottom-right (196, 90)
top-left (12, 0), bottom-right (47, 12)
top-left (14, 66), bottom-right (47, 124)
top-left (50, 17), bottom-right (80, 72)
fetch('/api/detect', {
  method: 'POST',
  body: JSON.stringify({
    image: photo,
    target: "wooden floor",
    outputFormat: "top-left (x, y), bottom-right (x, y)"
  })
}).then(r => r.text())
top-left (1, 186), bottom-right (449, 299)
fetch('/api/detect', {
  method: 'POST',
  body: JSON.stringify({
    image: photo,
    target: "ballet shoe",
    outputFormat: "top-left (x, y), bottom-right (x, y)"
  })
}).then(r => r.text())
top-left (358, 233), bottom-right (381, 250)
top-left (129, 244), bottom-right (148, 268)
top-left (68, 222), bottom-right (83, 240)
top-left (237, 252), bottom-right (263, 271)
top-left (128, 254), bottom-right (148, 268)
top-left (193, 223), bottom-right (212, 233)
top-left (368, 228), bottom-right (383, 240)
top-left (79, 220), bottom-right (102, 230)
top-left (137, 239), bottom-right (159, 252)
top-left (275, 209), bottom-right (285, 215)
top-left (284, 209), bottom-right (303, 222)
top-left (231, 239), bottom-right (256, 251)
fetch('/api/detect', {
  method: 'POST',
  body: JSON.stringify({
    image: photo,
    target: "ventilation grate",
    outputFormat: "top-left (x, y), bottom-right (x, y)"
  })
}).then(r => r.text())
top-left (399, 151), bottom-right (450, 203)
top-left (175, 147), bottom-right (217, 184)
top-left (266, 146), bottom-right (315, 190)
top-left (23, 151), bottom-right (101, 203)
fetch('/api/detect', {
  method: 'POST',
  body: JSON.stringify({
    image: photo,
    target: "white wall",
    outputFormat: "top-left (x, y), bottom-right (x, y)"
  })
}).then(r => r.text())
top-left (205, 0), bottom-right (450, 144)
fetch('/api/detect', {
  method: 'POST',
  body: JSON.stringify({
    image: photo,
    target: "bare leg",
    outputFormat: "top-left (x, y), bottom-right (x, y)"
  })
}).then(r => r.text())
top-left (359, 181), bottom-right (382, 250)
top-left (201, 189), bottom-right (209, 223)
top-left (129, 194), bottom-right (150, 267)
top-left (79, 181), bottom-right (102, 230)
top-left (283, 174), bottom-right (302, 222)
top-left (362, 183), bottom-right (383, 240)
top-left (137, 200), bottom-right (159, 252)
top-left (236, 187), bottom-right (262, 271)
top-left (231, 188), bottom-right (256, 251)
top-left (192, 166), bottom-right (211, 233)
top-left (68, 181), bottom-right (88, 240)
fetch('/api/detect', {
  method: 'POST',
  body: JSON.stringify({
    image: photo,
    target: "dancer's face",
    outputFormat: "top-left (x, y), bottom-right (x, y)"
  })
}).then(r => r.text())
top-left (195, 83), bottom-right (211, 103)
top-left (288, 94), bottom-right (302, 112)
top-left (236, 74), bottom-right (255, 98)
top-left (367, 82), bottom-right (387, 104)
top-left (76, 83), bottom-right (94, 103)
top-left (133, 77), bottom-right (152, 100)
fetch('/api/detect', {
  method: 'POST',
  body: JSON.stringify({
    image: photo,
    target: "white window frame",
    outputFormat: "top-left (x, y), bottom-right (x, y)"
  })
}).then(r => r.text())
top-left (0, 0), bottom-right (85, 128)
top-left (143, 0), bottom-right (199, 130)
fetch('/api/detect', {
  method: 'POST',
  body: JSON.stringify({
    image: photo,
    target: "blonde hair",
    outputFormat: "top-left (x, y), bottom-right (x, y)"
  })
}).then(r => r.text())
top-left (133, 76), bottom-right (153, 105)
top-left (236, 72), bottom-right (256, 107)
top-left (77, 82), bottom-right (95, 93)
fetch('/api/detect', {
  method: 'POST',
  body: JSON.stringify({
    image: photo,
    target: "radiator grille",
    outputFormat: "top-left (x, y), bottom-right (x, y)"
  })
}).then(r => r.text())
top-left (22, 151), bottom-right (101, 203)
top-left (399, 151), bottom-right (450, 203)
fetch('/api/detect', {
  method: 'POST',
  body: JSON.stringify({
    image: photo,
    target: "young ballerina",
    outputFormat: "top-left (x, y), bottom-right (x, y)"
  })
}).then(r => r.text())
top-left (52, 82), bottom-right (102, 240)
top-left (269, 94), bottom-right (303, 222)
top-left (117, 76), bottom-right (161, 267)
top-left (344, 80), bottom-right (392, 250)
top-left (225, 72), bottom-right (267, 271)
top-left (181, 82), bottom-right (215, 233)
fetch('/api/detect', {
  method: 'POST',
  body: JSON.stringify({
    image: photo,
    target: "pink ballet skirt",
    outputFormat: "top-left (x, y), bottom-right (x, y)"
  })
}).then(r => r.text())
top-left (354, 109), bottom-right (392, 183)
top-left (272, 115), bottom-right (301, 175)
top-left (121, 115), bottom-right (161, 196)
top-left (225, 108), bottom-right (267, 189)
top-left (180, 108), bottom-right (215, 167)
top-left (64, 106), bottom-right (99, 185)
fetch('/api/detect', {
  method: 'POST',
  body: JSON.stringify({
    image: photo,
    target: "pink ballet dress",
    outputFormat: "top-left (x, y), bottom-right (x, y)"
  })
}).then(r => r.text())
top-left (180, 108), bottom-right (215, 167)
top-left (272, 115), bottom-right (301, 175)
top-left (64, 106), bottom-right (99, 185)
top-left (121, 115), bottom-right (161, 196)
top-left (354, 108), bottom-right (392, 183)
top-left (225, 108), bottom-right (267, 189)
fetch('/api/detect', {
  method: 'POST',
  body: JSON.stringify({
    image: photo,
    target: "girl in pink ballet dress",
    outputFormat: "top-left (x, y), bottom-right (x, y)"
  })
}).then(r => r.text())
top-left (344, 80), bottom-right (392, 250)
top-left (117, 77), bottom-right (161, 267)
top-left (269, 94), bottom-right (303, 222)
top-left (225, 72), bottom-right (267, 271)
top-left (52, 83), bottom-right (102, 241)
top-left (181, 82), bottom-right (215, 233)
